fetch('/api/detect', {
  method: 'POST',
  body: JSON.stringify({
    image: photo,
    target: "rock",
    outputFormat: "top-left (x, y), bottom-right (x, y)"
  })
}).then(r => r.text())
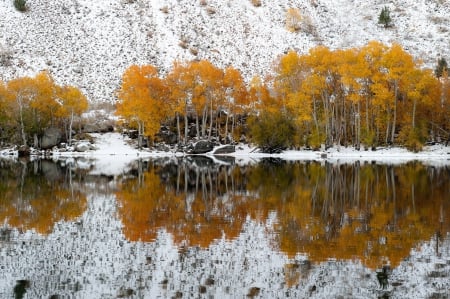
top-left (40, 127), bottom-right (62, 149)
top-left (154, 144), bottom-right (170, 152)
top-left (41, 160), bottom-right (62, 181)
top-left (156, 130), bottom-right (178, 144)
top-left (18, 145), bottom-right (30, 157)
top-left (83, 122), bottom-right (114, 133)
top-left (75, 143), bottom-right (90, 152)
top-left (213, 145), bottom-right (235, 155)
top-left (191, 140), bottom-right (214, 154)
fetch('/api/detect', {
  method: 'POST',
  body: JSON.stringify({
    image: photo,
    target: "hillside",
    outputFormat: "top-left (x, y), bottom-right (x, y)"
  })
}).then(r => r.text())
top-left (1, 0), bottom-right (449, 102)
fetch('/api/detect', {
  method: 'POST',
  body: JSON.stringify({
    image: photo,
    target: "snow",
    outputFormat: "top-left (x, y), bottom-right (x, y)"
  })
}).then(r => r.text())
top-left (1, 0), bottom-right (449, 102)
top-left (45, 132), bottom-right (450, 177)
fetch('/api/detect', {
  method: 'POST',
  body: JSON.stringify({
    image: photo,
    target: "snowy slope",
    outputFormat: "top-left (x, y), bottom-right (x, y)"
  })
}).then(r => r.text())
top-left (1, 0), bottom-right (449, 102)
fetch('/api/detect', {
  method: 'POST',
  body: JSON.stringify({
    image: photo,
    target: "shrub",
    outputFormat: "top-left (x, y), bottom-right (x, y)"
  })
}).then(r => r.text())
top-left (286, 8), bottom-right (302, 32)
top-left (0, 46), bottom-right (13, 66)
top-left (398, 125), bottom-right (426, 152)
top-left (307, 128), bottom-right (325, 151)
top-left (248, 111), bottom-right (295, 153)
top-left (250, 0), bottom-right (262, 7)
top-left (13, 0), bottom-right (27, 12)
top-left (378, 6), bottom-right (392, 28)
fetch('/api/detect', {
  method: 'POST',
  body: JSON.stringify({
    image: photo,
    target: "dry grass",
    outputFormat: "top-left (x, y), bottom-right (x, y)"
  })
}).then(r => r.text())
top-left (286, 8), bottom-right (302, 32)
top-left (250, 0), bottom-right (261, 7)
top-left (206, 6), bottom-right (216, 15)
top-left (160, 5), bottom-right (169, 14)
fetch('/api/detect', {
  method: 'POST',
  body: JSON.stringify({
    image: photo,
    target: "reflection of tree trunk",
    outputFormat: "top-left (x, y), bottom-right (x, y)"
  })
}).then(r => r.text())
top-left (176, 163), bottom-right (180, 194)
top-left (390, 166), bottom-right (397, 226)
top-left (19, 160), bottom-right (27, 201)
top-left (68, 162), bottom-right (74, 199)
top-left (354, 162), bottom-right (360, 206)
top-left (193, 168), bottom-right (198, 194)
top-left (138, 159), bottom-right (144, 187)
top-left (184, 164), bottom-right (188, 194)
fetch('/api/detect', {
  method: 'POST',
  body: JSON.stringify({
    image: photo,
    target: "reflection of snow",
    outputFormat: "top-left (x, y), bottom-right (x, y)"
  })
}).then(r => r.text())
top-left (0, 191), bottom-right (449, 298)
top-left (51, 133), bottom-right (450, 171)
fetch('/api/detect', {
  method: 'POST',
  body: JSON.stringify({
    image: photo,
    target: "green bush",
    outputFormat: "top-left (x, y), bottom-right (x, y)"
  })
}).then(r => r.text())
top-left (378, 6), bottom-right (392, 28)
top-left (398, 125), bottom-right (426, 152)
top-left (307, 128), bottom-right (324, 151)
top-left (434, 57), bottom-right (448, 78)
top-left (14, 0), bottom-right (27, 12)
top-left (248, 111), bottom-right (295, 153)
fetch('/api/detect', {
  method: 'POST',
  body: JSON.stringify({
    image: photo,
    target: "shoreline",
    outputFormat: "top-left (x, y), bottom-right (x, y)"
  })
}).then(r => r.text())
top-left (1, 132), bottom-right (449, 165)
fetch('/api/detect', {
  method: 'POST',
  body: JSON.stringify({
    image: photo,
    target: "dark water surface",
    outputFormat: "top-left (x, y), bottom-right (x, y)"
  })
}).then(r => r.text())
top-left (0, 157), bottom-right (449, 298)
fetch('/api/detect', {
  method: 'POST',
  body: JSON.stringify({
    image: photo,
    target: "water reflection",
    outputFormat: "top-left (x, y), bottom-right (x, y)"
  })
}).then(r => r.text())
top-left (116, 158), bottom-right (450, 269)
top-left (0, 159), bottom-right (87, 234)
top-left (0, 157), bottom-right (449, 298)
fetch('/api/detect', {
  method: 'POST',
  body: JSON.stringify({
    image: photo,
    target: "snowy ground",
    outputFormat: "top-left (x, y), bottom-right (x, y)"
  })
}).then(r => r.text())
top-left (2, 132), bottom-right (448, 175)
top-left (48, 133), bottom-right (450, 174)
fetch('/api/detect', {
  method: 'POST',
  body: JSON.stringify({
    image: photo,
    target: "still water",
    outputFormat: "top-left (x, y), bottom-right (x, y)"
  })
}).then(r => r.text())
top-left (0, 157), bottom-right (449, 298)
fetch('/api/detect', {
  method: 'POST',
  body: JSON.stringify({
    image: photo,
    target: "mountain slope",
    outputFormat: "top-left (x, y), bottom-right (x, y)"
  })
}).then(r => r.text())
top-left (1, 0), bottom-right (449, 102)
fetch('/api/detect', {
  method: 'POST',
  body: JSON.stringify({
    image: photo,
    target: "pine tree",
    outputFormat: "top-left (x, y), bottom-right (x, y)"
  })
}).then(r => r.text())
top-left (13, 0), bottom-right (27, 12)
top-left (434, 57), bottom-right (448, 78)
top-left (378, 6), bottom-right (392, 28)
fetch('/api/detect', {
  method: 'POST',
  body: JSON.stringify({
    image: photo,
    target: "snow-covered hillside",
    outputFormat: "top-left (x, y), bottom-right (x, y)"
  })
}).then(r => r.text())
top-left (1, 0), bottom-right (449, 102)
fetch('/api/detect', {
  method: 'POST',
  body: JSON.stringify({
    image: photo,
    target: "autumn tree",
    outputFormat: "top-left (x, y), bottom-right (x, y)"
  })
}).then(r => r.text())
top-left (0, 80), bottom-right (14, 142)
top-left (116, 64), bottom-right (169, 148)
top-left (269, 42), bottom-right (444, 150)
top-left (7, 76), bottom-right (37, 146)
top-left (222, 66), bottom-right (248, 142)
top-left (166, 61), bottom-right (192, 144)
top-left (57, 85), bottom-right (89, 145)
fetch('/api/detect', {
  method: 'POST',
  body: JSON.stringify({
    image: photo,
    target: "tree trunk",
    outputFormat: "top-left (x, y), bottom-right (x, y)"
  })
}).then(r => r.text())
top-left (68, 110), bottom-right (74, 146)
top-left (390, 80), bottom-right (398, 144)
top-left (19, 100), bottom-right (27, 146)
top-left (184, 113), bottom-right (188, 144)
top-left (196, 114), bottom-right (200, 139)
top-left (208, 100), bottom-right (213, 140)
top-left (176, 112), bottom-right (181, 144)
top-left (412, 98), bottom-right (417, 129)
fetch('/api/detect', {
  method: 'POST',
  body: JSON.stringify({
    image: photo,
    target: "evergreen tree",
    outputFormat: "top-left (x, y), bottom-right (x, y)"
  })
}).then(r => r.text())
top-left (378, 6), bottom-right (392, 28)
top-left (13, 0), bottom-right (27, 12)
top-left (434, 57), bottom-right (448, 78)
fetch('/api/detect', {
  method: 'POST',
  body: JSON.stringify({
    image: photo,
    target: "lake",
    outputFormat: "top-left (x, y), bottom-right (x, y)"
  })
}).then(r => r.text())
top-left (0, 157), bottom-right (449, 298)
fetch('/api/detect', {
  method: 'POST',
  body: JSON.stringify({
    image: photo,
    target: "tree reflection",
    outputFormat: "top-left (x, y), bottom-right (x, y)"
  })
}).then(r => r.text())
top-left (116, 158), bottom-right (449, 271)
top-left (116, 157), bottom-right (256, 246)
top-left (0, 159), bottom-right (87, 234)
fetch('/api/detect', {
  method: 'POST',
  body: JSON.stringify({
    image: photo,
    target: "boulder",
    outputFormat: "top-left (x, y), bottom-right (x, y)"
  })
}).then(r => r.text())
top-left (83, 122), bottom-right (114, 133)
top-left (191, 140), bottom-right (214, 154)
top-left (40, 127), bottom-right (62, 149)
top-left (18, 145), bottom-right (30, 157)
top-left (213, 145), bottom-right (235, 155)
top-left (76, 143), bottom-right (90, 152)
